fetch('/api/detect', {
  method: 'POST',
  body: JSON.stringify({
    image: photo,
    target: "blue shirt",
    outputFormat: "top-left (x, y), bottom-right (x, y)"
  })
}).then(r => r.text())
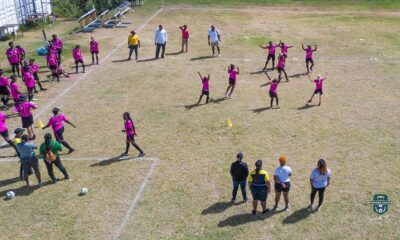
top-left (310, 168), bottom-right (331, 188)
top-left (16, 142), bottom-right (36, 162)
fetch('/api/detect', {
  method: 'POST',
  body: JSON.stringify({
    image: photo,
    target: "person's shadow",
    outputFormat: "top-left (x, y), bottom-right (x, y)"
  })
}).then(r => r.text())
top-left (136, 58), bottom-right (158, 63)
top-left (190, 55), bottom-right (215, 61)
top-left (289, 72), bottom-right (308, 78)
top-left (1, 181), bottom-right (52, 199)
top-left (201, 201), bottom-right (233, 215)
top-left (218, 211), bottom-right (273, 227)
top-left (297, 104), bottom-right (318, 110)
top-left (112, 59), bottom-right (131, 63)
top-left (251, 106), bottom-right (271, 113)
top-left (166, 51), bottom-right (183, 56)
top-left (210, 97), bottom-right (228, 104)
top-left (0, 177), bottom-right (20, 188)
top-left (90, 155), bottom-right (136, 167)
top-left (282, 207), bottom-right (313, 224)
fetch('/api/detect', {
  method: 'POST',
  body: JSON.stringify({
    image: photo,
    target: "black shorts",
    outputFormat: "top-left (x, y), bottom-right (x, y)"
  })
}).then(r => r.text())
top-left (250, 186), bottom-right (268, 201)
top-left (229, 78), bottom-right (236, 85)
top-left (267, 53), bottom-right (275, 61)
top-left (33, 72), bottom-right (39, 81)
top-left (306, 58), bottom-right (314, 64)
top-left (269, 91), bottom-right (277, 98)
top-left (91, 51), bottom-right (99, 54)
top-left (1, 130), bottom-right (9, 138)
top-left (75, 60), bottom-right (84, 64)
top-left (314, 89), bottom-right (323, 95)
top-left (127, 134), bottom-right (135, 142)
top-left (49, 64), bottom-right (57, 70)
top-left (202, 90), bottom-right (209, 96)
top-left (0, 86), bottom-right (10, 95)
top-left (57, 49), bottom-right (62, 55)
top-left (11, 63), bottom-right (19, 68)
top-left (277, 67), bottom-right (285, 73)
top-left (22, 115), bottom-right (34, 128)
top-left (22, 156), bottom-right (39, 176)
top-left (54, 127), bottom-right (65, 141)
top-left (275, 182), bottom-right (291, 192)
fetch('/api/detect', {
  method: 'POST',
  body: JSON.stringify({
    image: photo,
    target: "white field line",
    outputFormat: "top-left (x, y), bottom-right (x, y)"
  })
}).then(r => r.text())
top-left (1, 7), bottom-right (164, 147)
top-left (112, 157), bottom-right (158, 240)
top-left (0, 156), bottom-right (158, 162)
top-left (165, 6), bottom-right (400, 16)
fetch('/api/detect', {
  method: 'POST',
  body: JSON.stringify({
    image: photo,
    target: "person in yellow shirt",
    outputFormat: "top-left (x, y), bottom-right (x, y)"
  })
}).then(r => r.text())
top-left (248, 160), bottom-right (271, 215)
top-left (128, 30), bottom-right (141, 60)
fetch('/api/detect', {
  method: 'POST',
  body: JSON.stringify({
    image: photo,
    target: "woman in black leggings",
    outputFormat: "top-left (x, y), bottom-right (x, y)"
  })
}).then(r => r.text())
top-left (309, 159), bottom-right (331, 211)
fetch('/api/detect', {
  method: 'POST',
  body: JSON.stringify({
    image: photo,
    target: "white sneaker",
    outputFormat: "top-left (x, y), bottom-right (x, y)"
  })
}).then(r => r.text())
top-left (315, 206), bottom-right (321, 212)
top-left (308, 204), bottom-right (313, 210)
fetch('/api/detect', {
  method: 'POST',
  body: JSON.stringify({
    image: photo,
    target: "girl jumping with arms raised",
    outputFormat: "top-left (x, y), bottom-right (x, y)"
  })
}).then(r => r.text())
top-left (121, 112), bottom-right (145, 157)
top-left (265, 72), bottom-right (282, 109)
top-left (308, 72), bottom-right (328, 106)
top-left (302, 44), bottom-right (317, 73)
top-left (197, 72), bottom-right (210, 104)
top-left (259, 41), bottom-right (279, 71)
top-left (225, 64), bottom-right (239, 98)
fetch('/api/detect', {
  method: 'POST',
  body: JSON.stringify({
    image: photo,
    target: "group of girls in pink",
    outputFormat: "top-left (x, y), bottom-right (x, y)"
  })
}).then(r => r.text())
top-left (5, 42), bottom-right (26, 77)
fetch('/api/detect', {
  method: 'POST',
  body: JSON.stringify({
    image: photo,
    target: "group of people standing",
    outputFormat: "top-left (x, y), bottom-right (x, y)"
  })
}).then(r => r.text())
top-left (230, 153), bottom-right (331, 214)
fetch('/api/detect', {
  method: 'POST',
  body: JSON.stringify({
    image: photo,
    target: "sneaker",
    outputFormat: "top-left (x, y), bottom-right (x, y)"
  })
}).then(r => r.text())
top-left (228, 94), bottom-right (231, 98)
top-left (231, 198), bottom-right (235, 203)
top-left (37, 182), bottom-right (43, 187)
top-left (315, 206), bottom-right (321, 212)
top-left (120, 153), bottom-right (129, 157)
top-left (308, 204), bottom-right (313, 210)
top-left (284, 206), bottom-right (290, 211)
top-left (243, 199), bottom-right (247, 203)
top-left (252, 210), bottom-right (256, 215)
top-left (262, 208), bottom-right (270, 214)
top-left (138, 152), bottom-right (145, 157)
top-left (68, 149), bottom-right (75, 154)
top-left (52, 178), bottom-right (58, 184)
top-left (272, 206), bottom-right (278, 212)
top-left (64, 175), bottom-right (69, 180)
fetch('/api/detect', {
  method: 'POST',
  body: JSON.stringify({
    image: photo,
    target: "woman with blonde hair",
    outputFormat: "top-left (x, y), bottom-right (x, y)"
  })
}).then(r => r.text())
top-left (273, 156), bottom-right (292, 211)
top-left (309, 159), bottom-right (331, 211)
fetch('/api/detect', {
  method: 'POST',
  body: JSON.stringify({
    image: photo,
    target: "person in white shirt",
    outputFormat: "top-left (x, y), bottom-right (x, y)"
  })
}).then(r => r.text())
top-left (309, 159), bottom-right (331, 211)
top-left (208, 25), bottom-right (221, 56)
top-left (155, 25), bottom-right (168, 58)
top-left (273, 156), bottom-right (292, 211)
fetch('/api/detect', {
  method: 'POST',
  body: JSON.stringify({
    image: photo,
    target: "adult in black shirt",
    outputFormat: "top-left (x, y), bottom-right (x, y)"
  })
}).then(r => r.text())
top-left (230, 152), bottom-right (249, 203)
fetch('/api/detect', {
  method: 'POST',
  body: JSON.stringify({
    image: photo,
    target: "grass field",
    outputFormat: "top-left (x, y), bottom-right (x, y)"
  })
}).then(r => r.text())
top-left (0, 1), bottom-right (399, 239)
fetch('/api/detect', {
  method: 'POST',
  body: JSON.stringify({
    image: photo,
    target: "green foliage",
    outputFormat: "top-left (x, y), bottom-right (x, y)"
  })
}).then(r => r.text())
top-left (53, 0), bottom-right (128, 18)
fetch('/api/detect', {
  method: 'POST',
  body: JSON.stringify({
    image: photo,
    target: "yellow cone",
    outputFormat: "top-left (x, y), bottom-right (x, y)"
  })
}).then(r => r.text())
top-left (38, 119), bottom-right (44, 129)
top-left (227, 117), bottom-right (232, 128)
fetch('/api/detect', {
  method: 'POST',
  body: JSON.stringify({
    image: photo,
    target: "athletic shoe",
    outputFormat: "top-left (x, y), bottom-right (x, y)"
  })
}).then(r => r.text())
top-left (262, 208), bottom-right (270, 214)
top-left (231, 198), bottom-right (235, 203)
top-left (315, 206), bottom-right (321, 212)
top-left (308, 204), bottom-right (313, 210)
top-left (284, 206), bottom-right (290, 211)
top-left (120, 153), bottom-right (129, 157)
top-left (68, 149), bottom-right (75, 154)
top-left (272, 206), bottom-right (278, 212)
top-left (138, 152), bottom-right (145, 157)
top-left (37, 182), bottom-right (43, 187)
top-left (65, 175), bottom-right (70, 180)
top-left (252, 210), bottom-right (256, 215)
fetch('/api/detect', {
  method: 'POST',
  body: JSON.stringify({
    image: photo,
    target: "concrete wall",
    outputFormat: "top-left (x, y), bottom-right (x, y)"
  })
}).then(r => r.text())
top-left (0, 0), bottom-right (19, 37)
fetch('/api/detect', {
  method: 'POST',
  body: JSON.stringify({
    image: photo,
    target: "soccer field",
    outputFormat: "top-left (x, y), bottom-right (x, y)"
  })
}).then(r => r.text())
top-left (0, 1), bottom-right (399, 239)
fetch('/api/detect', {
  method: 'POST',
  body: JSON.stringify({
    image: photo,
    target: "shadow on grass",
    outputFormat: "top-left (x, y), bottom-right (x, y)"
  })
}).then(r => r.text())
top-left (190, 55), bottom-right (215, 61)
top-left (202, 201), bottom-right (233, 215)
top-left (0, 177), bottom-right (20, 188)
top-left (112, 59), bottom-right (131, 63)
top-left (297, 104), bottom-right (318, 110)
top-left (282, 207), bottom-right (313, 224)
top-left (289, 72), bottom-right (308, 78)
top-left (251, 106), bottom-right (271, 113)
top-left (218, 211), bottom-right (273, 227)
top-left (137, 57), bottom-right (158, 63)
top-left (210, 97), bottom-right (228, 104)
top-left (250, 69), bottom-right (265, 75)
top-left (1, 181), bottom-right (52, 199)
top-left (90, 155), bottom-right (137, 167)
top-left (184, 103), bottom-right (203, 110)
top-left (166, 51), bottom-right (183, 56)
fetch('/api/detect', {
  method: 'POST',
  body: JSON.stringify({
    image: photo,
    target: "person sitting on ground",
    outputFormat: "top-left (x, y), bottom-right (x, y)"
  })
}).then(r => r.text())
top-left (230, 152), bottom-right (249, 203)
top-left (248, 160), bottom-right (271, 215)
top-left (16, 134), bottom-right (41, 186)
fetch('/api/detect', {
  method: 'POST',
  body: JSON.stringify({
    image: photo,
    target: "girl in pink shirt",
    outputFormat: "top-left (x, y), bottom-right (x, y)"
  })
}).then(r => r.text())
top-left (6, 42), bottom-right (20, 77)
top-left (29, 59), bottom-right (46, 91)
top-left (302, 44), bottom-right (317, 73)
top-left (259, 41), bottom-right (279, 71)
top-left (307, 72), bottom-right (328, 106)
top-left (42, 108), bottom-right (76, 154)
top-left (22, 66), bottom-right (35, 102)
top-left (51, 34), bottom-right (63, 63)
top-left (279, 41), bottom-right (293, 55)
top-left (0, 111), bottom-right (18, 151)
top-left (121, 112), bottom-right (145, 157)
top-left (197, 71), bottom-right (210, 104)
top-left (16, 96), bottom-right (37, 140)
top-left (0, 69), bottom-right (11, 109)
top-left (265, 72), bottom-right (282, 108)
top-left (90, 36), bottom-right (99, 65)
top-left (10, 75), bottom-right (21, 103)
top-left (72, 45), bottom-right (85, 74)
top-left (225, 64), bottom-right (239, 98)
top-left (56, 64), bottom-right (70, 79)
top-left (46, 51), bottom-right (59, 81)
top-left (276, 53), bottom-right (288, 82)
top-left (16, 45), bottom-right (26, 67)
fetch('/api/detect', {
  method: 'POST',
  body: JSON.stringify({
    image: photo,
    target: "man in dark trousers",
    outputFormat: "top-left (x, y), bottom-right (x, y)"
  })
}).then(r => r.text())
top-left (230, 152), bottom-right (249, 203)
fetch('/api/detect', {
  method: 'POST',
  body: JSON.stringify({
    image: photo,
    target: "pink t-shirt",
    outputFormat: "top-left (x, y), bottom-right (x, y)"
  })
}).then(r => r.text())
top-left (305, 49), bottom-right (315, 59)
top-left (228, 70), bottom-right (238, 80)
top-left (314, 78), bottom-right (325, 90)
top-left (30, 63), bottom-right (39, 73)
top-left (0, 112), bottom-right (7, 133)
top-left (17, 47), bottom-right (25, 60)
top-left (6, 48), bottom-right (19, 64)
top-left (47, 114), bottom-right (68, 131)
top-left (47, 53), bottom-right (58, 66)
top-left (280, 45), bottom-right (289, 54)
top-left (90, 40), bottom-right (99, 52)
top-left (181, 29), bottom-right (189, 39)
top-left (268, 45), bottom-right (277, 54)
top-left (10, 82), bottom-right (20, 99)
top-left (124, 119), bottom-right (136, 135)
top-left (73, 48), bottom-right (83, 61)
top-left (17, 102), bottom-right (36, 117)
top-left (269, 82), bottom-right (279, 93)
top-left (202, 78), bottom-right (209, 91)
top-left (0, 77), bottom-right (10, 87)
top-left (23, 72), bottom-right (35, 88)
top-left (51, 38), bottom-right (63, 50)
top-left (277, 56), bottom-right (286, 68)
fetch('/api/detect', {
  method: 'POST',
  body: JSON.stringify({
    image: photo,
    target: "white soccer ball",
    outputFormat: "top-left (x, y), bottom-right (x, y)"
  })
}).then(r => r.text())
top-left (80, 188), bottom-right (88, 195)
top-left (6, 191), bottom-right (15, 199)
